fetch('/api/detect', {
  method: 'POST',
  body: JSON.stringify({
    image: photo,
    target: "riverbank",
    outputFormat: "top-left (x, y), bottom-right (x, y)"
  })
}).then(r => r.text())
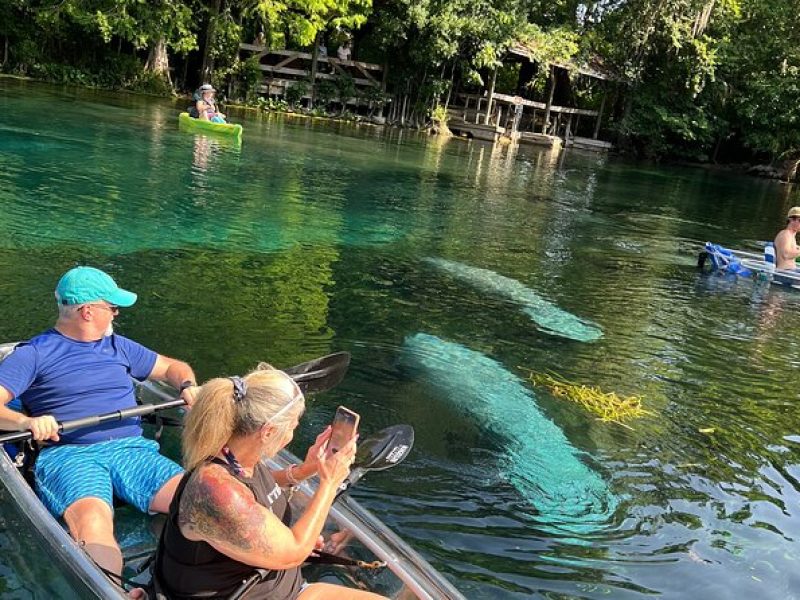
top-left (2, 72), bottom-right (789, 182)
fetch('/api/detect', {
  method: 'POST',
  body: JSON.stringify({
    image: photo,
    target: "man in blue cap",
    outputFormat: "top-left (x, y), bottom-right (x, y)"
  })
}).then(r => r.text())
top-left (0, 266), bottom-right (199, 584)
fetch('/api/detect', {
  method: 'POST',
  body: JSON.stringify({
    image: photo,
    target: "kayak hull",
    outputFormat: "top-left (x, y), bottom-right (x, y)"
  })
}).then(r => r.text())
top-left (178, 112), bottom-right (243, 139)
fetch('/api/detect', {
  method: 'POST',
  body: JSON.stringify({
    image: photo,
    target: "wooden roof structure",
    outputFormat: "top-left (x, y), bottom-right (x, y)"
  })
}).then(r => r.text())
top-left (507, 42), bottom-right (621, 82)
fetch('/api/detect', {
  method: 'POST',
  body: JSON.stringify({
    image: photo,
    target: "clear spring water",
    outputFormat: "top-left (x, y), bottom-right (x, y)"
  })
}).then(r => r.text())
top-left (3, 77), bottom-right (800, 598)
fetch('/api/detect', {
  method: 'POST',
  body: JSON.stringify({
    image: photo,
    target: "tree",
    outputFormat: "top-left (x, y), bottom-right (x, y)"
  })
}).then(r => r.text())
top-left (32, 0), bottom-right (197, 88)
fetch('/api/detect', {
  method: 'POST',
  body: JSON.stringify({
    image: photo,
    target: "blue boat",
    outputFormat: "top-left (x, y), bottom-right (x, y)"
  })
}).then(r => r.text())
top-left (699, 242), bottom-right (800, 288)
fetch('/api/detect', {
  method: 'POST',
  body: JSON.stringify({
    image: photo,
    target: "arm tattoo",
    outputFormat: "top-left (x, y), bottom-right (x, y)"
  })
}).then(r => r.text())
top-left (179, 465), bottom-right (274, 556)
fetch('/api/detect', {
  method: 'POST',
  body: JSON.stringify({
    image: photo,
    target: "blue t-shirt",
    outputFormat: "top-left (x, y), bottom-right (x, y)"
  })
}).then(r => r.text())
top-left (0, 330), bottom-right (158, 444)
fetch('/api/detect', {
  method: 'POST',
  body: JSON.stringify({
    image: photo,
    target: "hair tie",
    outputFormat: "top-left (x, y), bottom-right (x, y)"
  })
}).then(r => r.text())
top-left (229, 376), bottom-right (247, 402)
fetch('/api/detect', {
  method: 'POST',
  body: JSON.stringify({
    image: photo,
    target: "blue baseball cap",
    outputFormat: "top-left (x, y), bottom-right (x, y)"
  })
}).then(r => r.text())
top-left (54, 267), bottom-right (138, 307)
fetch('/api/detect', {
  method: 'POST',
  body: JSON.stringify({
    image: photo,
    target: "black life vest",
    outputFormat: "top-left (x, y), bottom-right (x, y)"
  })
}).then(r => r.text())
top-left (153, 458), bottom-right (303, 599)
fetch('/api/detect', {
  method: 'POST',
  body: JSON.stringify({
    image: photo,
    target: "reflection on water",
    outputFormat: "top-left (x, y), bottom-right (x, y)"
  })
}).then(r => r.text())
top-left (3, 78), bottom-right (800, 598)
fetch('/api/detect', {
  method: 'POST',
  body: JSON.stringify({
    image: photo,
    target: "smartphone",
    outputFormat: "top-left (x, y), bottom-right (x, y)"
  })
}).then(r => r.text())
top-left (328, 406), bottom-right (360, 453)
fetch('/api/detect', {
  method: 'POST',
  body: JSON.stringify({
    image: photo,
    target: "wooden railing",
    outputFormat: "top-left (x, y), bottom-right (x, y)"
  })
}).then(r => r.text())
top-left (239, 45), bottom-right (386, 96)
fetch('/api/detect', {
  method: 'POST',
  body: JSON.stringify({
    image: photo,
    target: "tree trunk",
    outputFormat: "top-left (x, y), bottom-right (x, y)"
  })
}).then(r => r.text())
top-left (310, 31), bottom-right (321, 109)
top-left (145, 38), bottom-right (172, 86)
top-left (444, 61), bottom-right (456, 110)
top-left (784, 158), bottom-right (800, 183)
top-left (542, 65), bottom-right (556, 134)
top-left (2, 37), bottom-right (8, 68)
top-left (483, 66), bottom-right (497, 125)
top-left (199, 0), bottom-right (223, 83)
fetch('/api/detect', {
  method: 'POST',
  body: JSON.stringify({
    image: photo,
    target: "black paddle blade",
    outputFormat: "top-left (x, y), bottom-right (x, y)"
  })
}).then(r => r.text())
top-left (354, 424), bottom-right (414, 471)
top-left (283, 351), bottom-right (351, 395)
top-left (336, 425), bottom-right (414, 499)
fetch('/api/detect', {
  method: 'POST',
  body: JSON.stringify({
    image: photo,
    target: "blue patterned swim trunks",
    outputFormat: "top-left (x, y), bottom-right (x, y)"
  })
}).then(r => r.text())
top-left (35, 436), bottom-right (183, 517)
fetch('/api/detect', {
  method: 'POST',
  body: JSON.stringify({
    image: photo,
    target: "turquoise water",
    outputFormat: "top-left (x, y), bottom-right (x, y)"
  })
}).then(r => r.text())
top-left (3, 78), bottom-right (800, 598)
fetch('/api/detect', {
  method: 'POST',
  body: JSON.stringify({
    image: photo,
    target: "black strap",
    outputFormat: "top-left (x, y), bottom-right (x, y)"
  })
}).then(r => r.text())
top-left (226, 569), bottom-right (270, 600)
top-left (305, 550), bottom-right (386, 570)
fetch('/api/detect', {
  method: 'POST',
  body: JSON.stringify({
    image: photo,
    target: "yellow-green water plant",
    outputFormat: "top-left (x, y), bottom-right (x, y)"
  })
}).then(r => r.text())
top-left (527, 372), bottom-right (652, 428)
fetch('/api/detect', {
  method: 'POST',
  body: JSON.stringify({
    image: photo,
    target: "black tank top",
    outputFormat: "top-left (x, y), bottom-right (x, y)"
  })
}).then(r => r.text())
top-left (154, 458), bottom-right (303, 599)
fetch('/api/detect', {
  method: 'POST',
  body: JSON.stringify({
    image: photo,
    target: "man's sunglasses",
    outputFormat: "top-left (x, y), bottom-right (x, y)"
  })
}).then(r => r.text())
top-left (79, 303), bottom-right (119, 315)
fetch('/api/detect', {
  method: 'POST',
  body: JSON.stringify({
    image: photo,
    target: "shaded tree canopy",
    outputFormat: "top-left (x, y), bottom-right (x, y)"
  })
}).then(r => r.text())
top-left (2, 0), bottom-right (798, 161)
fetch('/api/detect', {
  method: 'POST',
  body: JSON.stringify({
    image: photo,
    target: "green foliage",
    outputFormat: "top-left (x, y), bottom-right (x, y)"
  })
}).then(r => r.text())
top-left (494, 62), bottom-right (520, 94)
top-left (243, 0), bottom-right (373, 47)
top-left (2, 0), bottom-right (799, 161)
top-left (315, 79), bottom-right (338, 108)
top-left (257, 96), bottom-right (289, 111)
top-left (25, 55), bottom-right (173, 93)
top-left (333, 73), bottom-right (356, 104)
top-left (285, 80), bottom-right (310, 107)
top-left (207, 13), bottom-right (243, 66)
top-left (236, 56), bottom-right (263, 102)
top-left (429, 104), bottom-right (448, 126)
top-left (359, 85), bottom-right (384, 104)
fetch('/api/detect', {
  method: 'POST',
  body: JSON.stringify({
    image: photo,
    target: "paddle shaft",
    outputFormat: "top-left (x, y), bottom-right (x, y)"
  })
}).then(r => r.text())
top-left (0, 350), bottom-right (351, 445)
top-left (0, 398), bottom-right (186, 444)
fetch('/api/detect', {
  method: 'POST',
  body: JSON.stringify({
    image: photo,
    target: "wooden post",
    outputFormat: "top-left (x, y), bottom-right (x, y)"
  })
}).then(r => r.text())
top-left (542, 65), bottom-right (556, 134)
top-left (310, 32), bottom-right (321, 109)
top-left (483, 67), bottom-right (498, 125)
top-left (593, 87), bottom-right (607, 140)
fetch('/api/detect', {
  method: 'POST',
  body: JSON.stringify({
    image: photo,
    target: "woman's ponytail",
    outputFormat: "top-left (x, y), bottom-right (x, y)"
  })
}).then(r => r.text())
top-left (182, 378), bottom-right (237, 470)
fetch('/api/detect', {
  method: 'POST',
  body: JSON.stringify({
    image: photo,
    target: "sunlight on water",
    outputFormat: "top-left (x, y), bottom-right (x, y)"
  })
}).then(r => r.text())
top-left (2, 78), bottom-right (800, 598)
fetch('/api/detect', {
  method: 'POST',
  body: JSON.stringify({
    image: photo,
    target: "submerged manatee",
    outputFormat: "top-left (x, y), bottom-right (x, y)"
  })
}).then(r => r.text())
top-left (402, 333), bottom-right (616, 530)
top-left (424, 257), bottom-right (602, 342)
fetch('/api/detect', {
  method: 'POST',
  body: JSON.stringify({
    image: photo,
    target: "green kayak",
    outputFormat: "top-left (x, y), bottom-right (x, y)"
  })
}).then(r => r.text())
top-left (178, 112), bottom-right (243, 139)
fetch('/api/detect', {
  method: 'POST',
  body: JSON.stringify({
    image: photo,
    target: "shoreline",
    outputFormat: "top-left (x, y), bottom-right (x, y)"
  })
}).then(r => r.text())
top-left (1, 73), bottom-right (792, 181)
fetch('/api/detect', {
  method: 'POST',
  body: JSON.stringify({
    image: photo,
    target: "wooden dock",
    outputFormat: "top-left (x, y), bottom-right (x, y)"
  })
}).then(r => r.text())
top-left (448, 119), bottom-right (506, 142)
top-left (566, 136), bottom-right (613, 152)
top-left (518, 132), bottom-right (562, 150)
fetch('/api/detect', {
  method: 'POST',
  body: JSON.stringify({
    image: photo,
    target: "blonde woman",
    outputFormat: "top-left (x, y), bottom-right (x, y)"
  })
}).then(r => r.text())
top-left (153, 366), bottom-right (386, 599)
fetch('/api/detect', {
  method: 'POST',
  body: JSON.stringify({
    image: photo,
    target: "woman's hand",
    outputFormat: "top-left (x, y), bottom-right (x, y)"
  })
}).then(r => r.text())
top-left (316, 435), bottom-right (357, 489)
top-left (298, 426), bottom-right (331, 477)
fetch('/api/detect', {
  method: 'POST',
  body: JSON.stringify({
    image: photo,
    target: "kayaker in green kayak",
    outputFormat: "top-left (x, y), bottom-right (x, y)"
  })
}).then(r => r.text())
top-left (153, 367), bottom-right (387, 599)
top-left (0, 267), bottom-right (200, 590)
top-left (190, 83), bottom-right (227, 123)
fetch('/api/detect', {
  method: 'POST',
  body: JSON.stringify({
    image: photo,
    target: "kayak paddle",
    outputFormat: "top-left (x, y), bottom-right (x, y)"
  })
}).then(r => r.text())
top-left (0, 351), bottom-right (351, 445)
top-left (337, 424), bottom-right (415, 497)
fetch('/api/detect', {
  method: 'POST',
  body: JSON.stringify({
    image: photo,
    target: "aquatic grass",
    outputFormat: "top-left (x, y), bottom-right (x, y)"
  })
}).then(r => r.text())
top-left (527, 372), bottom-right (652, 428)
top-left (424, 258), bottom-right (603, 342)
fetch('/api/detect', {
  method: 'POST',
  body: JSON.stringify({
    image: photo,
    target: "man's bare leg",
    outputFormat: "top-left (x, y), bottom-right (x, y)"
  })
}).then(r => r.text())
top-left (63, 497), bottom-right (121, 576)
top-left (148, 473), bottom-right (183, 513)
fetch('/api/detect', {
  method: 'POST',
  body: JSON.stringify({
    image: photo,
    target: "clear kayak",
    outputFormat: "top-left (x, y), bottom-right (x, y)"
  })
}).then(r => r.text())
top-left (178, 112), bottom-right (243, 140)
top-left (0, 343), bottom-right (464, 600)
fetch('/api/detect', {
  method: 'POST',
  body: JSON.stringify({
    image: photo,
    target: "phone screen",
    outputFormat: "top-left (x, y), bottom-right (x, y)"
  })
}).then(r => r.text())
top-left (328, 406), bottom-right (359, 453)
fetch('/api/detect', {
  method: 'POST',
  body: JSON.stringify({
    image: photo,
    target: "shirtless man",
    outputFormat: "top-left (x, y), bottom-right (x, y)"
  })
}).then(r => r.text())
top-left (774, 206), bottom-right (800, 270)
